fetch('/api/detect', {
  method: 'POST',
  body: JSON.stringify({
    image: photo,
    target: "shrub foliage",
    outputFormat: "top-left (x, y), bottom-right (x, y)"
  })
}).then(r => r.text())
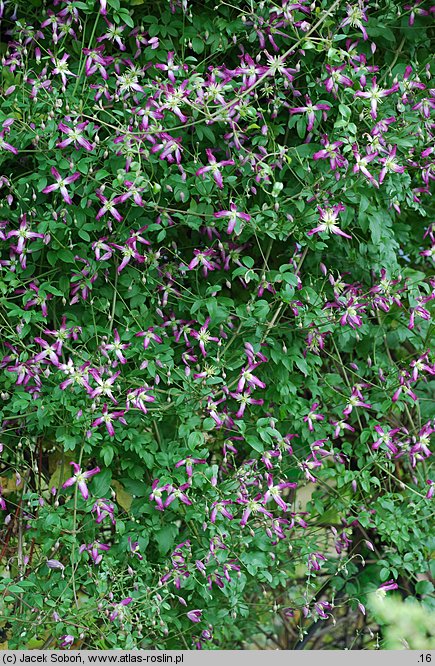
top-left (0, 0), bottom-right (434, 650)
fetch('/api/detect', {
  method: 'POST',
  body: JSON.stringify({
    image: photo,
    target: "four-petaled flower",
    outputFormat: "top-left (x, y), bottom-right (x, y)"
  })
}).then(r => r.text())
top-left (175, 457), bottom-right (207, 478)
top-left (190, 318), bottom-right (219, 357)
top-left (340, 3), bottom-right (369, 40)
top-left (355, 76), bottom-right (399, 119)
top-left (287, 95), bottom-right (331, 132)
top-left (57, 120), bottom-right (94, 151)
top-left (308, 203), bottom-right (351, 239)
top-left (214, 204), bottom-right (251, 235)
top-left (7, 214), bottom-right (44, 254)
top-left (42, 167), bottom-right (80, 205)
top-left (264, 474), bottom-right (297, 511)
top-left (62, 462), bottom-right (100, 500)
top-left (91, 403), bottom-right (127, 437)
top-left (102, 329), bottom-right (130, 364)
top-left (196, 149), bottom-right (235, 189)
top-left (96, 189), bottom-right (123, 225)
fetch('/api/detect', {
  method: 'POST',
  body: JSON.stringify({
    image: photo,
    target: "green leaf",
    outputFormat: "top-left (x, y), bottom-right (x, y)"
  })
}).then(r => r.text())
top-left (246, 435), bottom-right (264, 453)
top-left (191, 37), bottom-right (204, 54)
top-left (57, 249), bottom-right (76, 263)
top-left (187, 431), bottom-right (204, 450)
top-left (92, 468), bottom-right (112, 497)
top-left (369, 214), bottom-right (382, 245)
top-left (380, 567), bottom-right (391, 582)
top-left (416, 581), bottom-right (434, 595)
top-left (101, 446), bottom-right (114, 467)
top-left (155, 524), bottom-right (178, 554)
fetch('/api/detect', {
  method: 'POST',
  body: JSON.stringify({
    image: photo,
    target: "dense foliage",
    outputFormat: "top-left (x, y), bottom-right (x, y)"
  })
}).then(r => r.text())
top-left (0, 0), bottom-right (434, 650)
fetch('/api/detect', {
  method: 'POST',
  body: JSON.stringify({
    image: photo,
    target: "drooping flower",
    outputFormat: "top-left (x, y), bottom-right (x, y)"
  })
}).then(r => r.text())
top-left (313, 136), bottom-right (346, 171)
top-left (92, 237), bottom-right (113, 262)
top-left (92, 498), bottom-right (116, 525)
top-left (82, 45), bottom-right (113, 79)
top-left (376, 579), bottom-right (399, 598)
top-left (46, 559), bottom-right (65, 573)
top-left (109, 597), bottom-right (132, 621)
top-left (126, 387), bottom-right (155, 414)
top-left (237, 364), bottom-right (266, 392)
top-left (79, 540), bottom-right (110, 565)
top-left (308, 551), bottom-right (327, 571)
top-left (323, 64), bottom-right (353, 97)
top-left (128, 537), bottom-right (144, 560)
top-left (0, 130), bottom-right (18, 154)
top-left (150, 479), bottom-right (171, 511)
top-left (187, 609), bottom-right (202, 623)
top-left (210, 500), bottom-right (234, 523)
top-left (339, 297), bottom-right (366, 328)
top-left (175, 457), bottom-right (207, 478)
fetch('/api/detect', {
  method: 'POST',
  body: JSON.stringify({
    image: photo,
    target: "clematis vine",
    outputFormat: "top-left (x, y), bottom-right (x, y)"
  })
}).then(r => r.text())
top-left (376, 580), bottom-right (399, 598)
top-left (95, 189), bottom-right (123, 226)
